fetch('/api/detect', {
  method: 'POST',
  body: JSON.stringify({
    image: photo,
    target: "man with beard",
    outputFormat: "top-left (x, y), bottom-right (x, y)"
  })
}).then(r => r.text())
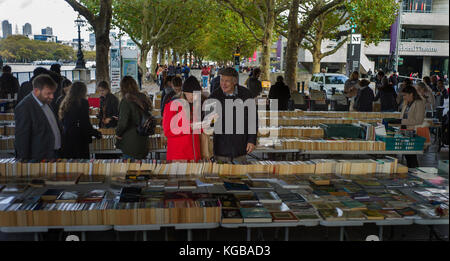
top-left (15, 74), bottom-right (62, 161)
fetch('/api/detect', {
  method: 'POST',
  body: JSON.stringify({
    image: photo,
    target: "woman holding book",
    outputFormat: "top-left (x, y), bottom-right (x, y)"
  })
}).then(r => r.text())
top-left (97, 81), bottom-right (119, 128)
top-left (116, 76), bottom-right (152, 160)
top-left (59, 81), bottom-right (102, 159)
top-left (163, 76), bottom-right (207, 162)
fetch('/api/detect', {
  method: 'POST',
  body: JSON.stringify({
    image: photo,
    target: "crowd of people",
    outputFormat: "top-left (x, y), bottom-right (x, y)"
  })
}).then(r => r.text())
top-left (1, 63), bottom-right (448, 168)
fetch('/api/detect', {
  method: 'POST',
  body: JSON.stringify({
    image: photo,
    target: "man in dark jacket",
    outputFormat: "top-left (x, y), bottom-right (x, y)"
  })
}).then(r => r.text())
top-left (0, 65), bottom-right (20, 99)
top-left (15, 74), bottom-right (62, 161)
top-left (246, 67), bottom-right (262, 98)
top-left (207, 67), bottom-right (258, 162)
top-left (269, 76), bottom-right (291, 110)
top-left (17, 67), bottom-right (48, 104)
top-left (210, 73), bottom-right (221, 94)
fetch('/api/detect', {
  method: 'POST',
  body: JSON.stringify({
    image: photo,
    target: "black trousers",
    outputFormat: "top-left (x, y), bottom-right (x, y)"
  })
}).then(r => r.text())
top-left (405, 155), bottom-right (419, 168)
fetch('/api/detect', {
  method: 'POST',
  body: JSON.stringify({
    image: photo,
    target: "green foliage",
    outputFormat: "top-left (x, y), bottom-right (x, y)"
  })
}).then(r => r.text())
top-left (347, 0), bottom-right (400, 45)
top-left (0, 35), bottom-right (75, 62)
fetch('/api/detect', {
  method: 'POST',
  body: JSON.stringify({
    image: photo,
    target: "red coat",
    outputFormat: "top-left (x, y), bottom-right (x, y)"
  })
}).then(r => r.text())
top-left (163, 99), bottom-right (201, 162)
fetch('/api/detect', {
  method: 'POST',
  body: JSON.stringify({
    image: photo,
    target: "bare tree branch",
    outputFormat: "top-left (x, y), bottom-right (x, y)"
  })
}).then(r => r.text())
top-left (64, 0), bottom-right (96, 25)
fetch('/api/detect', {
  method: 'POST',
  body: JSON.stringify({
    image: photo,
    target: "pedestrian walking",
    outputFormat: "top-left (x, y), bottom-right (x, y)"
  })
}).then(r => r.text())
top-left (354, 79), bottom-right (374, 112)
top-left (0, 65), bottom-right (20, 99)
top-left (246, 67), bottom-right (262, 98)
top-left (268, 76), bottom-right (291, 110)
top-left (55, 78), bottom-right (72, 114)
top-left (374, 77), bottom-right (397, 112)
top-left (201, 66), bottom-right (209, 89)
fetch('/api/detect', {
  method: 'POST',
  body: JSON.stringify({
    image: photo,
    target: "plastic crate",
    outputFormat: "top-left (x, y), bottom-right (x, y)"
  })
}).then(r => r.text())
top-left (320, 123), bottom-right (364, 139)
top-left (376, 135), bottom-right (425, 151)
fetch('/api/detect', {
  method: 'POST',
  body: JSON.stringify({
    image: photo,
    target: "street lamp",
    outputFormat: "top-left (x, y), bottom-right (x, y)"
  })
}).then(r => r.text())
top-left (75, 15), bottom-right (86, 69)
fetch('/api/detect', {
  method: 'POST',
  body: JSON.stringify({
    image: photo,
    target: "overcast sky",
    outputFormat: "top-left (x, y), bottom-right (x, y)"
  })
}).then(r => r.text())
top-left (0, 0), bottom-right (100, 41)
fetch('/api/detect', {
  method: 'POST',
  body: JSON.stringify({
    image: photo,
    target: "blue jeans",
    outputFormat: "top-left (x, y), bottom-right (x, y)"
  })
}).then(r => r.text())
top-left (202, 76), bottom-right (208, 88)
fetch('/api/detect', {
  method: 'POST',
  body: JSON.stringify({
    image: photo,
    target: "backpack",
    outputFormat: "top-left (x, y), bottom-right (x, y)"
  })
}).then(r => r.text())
top-left (136, 108), bottom-right (156, 136)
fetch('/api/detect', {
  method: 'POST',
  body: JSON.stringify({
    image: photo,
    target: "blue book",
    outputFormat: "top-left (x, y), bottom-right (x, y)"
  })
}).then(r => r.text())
top-left (223, 182), bottom-right (250, 192)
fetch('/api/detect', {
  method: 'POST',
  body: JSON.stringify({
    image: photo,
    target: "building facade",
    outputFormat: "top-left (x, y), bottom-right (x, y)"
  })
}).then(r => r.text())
top-left (1, 20), bottom-right (12, 39)
top-left (41, 27), bottom-right (53, 36)
top-left (22, 23), bottom-right (32, 36)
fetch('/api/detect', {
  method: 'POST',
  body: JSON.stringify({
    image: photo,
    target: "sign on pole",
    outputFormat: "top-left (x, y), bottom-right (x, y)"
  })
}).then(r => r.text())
top-left (110, 48), bottom-right (121, 91)
top-left (346, 34), bottom-right (362, 77)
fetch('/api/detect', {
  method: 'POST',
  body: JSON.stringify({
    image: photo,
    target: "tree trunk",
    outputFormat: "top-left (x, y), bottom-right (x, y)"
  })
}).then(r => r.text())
top-left (161, 49), bottom-right (167, 65)
top-left (172, 51), bottom-right (177, 64)
top-left (284, 0), bottom-right (300, 91)
top-left (167, 49), bottom-right (173, 65)
top-left (189, 51), bottom-right (193, 67)
top-left (139, 46), bottom-right (150, 80)
top-left (150, 46), bottom-right (158, 81)
top-left (312, 53), bottom-right (321, 74)
top-left (260, 0), bottom-right (275, 82)
top-left (95, 33), bottom-right (111, 85)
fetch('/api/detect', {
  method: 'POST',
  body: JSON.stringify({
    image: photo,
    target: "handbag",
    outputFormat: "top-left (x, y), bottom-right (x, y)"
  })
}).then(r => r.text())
top-left (136, 109), bottom-right (156, 136)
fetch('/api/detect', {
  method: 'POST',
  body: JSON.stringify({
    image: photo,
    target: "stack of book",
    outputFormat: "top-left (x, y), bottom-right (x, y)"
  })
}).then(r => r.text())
top-left (0, 113), bottom-right (14, 121)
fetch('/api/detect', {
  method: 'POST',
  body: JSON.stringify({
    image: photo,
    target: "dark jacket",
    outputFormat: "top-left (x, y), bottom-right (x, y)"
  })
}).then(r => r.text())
top-left (55, 94), bottom-right (65, 116)
top-left (374, 86), bottom-right (398, 112)
top-left (0, 73), bottom-right (20, 99)
top-left (160, 88), bottom-right (175, 116)
top-left (354, 86), bottom-right (375, 112)
top-left (61, 99), bottom-right (101, 159)
top-left (210, 75), bottom-right (221, 94)
top-left (98, 93), bottom-right (119, 128)
top-left (14, 93), bottom-right (62, 161)
top-left (269, 82), bottom-right (291, 110)
top-left (116, 93), bottom-right (151, 159)
top-left (247, 77), bottom-right (262, 98)
top-left (168, 65), bottom-right (176, 76)
top-left (208, 85), bottom-right (258, 159)
top-left (17, 81), bottom-right (33, 104)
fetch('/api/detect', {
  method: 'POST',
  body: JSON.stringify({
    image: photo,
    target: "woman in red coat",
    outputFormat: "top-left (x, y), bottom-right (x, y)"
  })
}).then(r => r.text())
top-left (163, 76), bottom-right (203, 161)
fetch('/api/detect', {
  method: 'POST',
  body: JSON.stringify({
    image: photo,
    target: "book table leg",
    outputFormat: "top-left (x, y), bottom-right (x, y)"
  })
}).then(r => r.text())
top-left (81, 231), bottom-right (86, 241)
top-left (34, 232), bottom-right (39, 241)
top-left (378, 226), bottom-right (383, 241)
top-left (143, 231), bottom-right (147, 241)
top-left (246, 228), bottom-right (251, 241)
top-left (206, 229), bottom-right (210, 240)
top-left (339, 227), bottom-right (344, 241)
top-left (187, 229), bottom-right (192, 241)
top-left (284, 227), bottom-right (289, 241)
top-left (165, 228), bottom-right (168, 241)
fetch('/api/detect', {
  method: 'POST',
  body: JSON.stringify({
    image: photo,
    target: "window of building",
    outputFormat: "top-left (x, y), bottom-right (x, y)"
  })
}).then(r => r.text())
top-left (325, 75), bottom-right (347, 84)
top-left (402, 29), bottom-right (433, 40)
top-left (403, 0), bottom-right (432, 12)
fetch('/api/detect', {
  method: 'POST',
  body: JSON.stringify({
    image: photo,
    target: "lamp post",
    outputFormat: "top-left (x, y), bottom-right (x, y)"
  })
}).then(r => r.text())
top-left (75, 15), bottom-right (86, 69)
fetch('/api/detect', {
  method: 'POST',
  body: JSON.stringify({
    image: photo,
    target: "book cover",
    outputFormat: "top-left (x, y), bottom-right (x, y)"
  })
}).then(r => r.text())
top-left (217, 194), bottom-right (240, 209)
top-left (240, 207), bottom-right (272, 223)
top-left (341, 200), bottom-right (367, 211)
top-left (344, 210), bottom-right (366, 221)
top-left (178, 180), bottom-right (197, 190)
top-left (29, 178), bottom-right (45, 187)
top-left (270, 211), bottom-right (299, 222)
top-left (378, 210), bottom-right (403, 219)
top-left (293, 209), bottom-right (320, 220)
top-left (277, 192), bottom-right (306, 203)
top-left (222, 208), bottom-right (243, 224)
top-left (41, 189), bottom-right (64, 201)
top-left (318, 208), bottom-right (346, 221)
top-left (263, 202), bottom-right (290, 212)
top-left (80, 189), bottom-right (106, 202)
top-left (223, 182), bottom-right (250, 192)
top-left (363, 210), bottom-right (385, 220)
top-left (395, 207), bottom-right (419, 218)
top-left (244, 180), bottom-right (274, 191)
top-left (1, 184), bottom-right (28, 193)
top-left (234, 193), bottom-right (258, 203)
top-left (55, 191), bottom-right (79, 203)
top-left (255, 191), bottom-right (282, 204)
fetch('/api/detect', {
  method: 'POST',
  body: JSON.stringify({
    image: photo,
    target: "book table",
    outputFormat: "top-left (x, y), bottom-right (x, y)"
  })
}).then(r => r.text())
top-left (0, 225), bottom-right (113, 241)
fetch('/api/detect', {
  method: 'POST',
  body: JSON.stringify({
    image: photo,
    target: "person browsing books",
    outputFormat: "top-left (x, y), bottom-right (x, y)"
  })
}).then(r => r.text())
top-left (97, 81), bottom-right (119, 128)
top-left (163, 76), bottom-right (207, 162)
top-left (207, 67), bottom-right (258, 163)
top-left (116, 76), bottom-right (152, 160)
top-left (14, 74), bottom-right (62, 161)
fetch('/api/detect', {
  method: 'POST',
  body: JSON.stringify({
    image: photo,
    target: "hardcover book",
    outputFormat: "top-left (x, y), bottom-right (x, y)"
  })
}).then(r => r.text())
top-left (223, 182), bottom-right (250, 193)
top-left (255, 191), bottom-right (282, 204)
top-left (378, 210), bottom-right (403, 219)
top-left (178, 180), bottom-right (197, 190)
top-left (363, 210), bottom-right (385, 220)
top-left (270, 211), bottom-right (299, 222)
top-left (1, 184), bottom-right (28, 193)
top-left (240, 207), bottom-right (272, 223)
top-left (81, 189), bottom-right (106, 202)
top-left (344, 210), bottom-right (366, 220)
top-left (222, 208), bottom-right (243, 224)
top-left (395, 207), bottom-right (419, 219)
top-left (277, 192), bottom-right (306, 203)
top-left (318, 208), bottom-right (346, 221)
top-left (41, 189), bottom-right (64, 201)
top-left (45, 173), bottom-right (81, 185)
top-left (234, 193), bottom-right (258, 203)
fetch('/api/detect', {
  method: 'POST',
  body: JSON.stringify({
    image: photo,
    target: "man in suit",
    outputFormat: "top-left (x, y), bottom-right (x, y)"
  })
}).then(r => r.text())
top-left (15, 74), bottom-right (62, 161)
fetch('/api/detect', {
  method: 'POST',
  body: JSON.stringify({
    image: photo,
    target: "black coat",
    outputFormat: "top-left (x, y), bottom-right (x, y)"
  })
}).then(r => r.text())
top-left (98, 93), bottom-right (119, 128)
top-left (17, 81), bottom-right (33, 104)
top-left (374, 87), bottom-right (398, 112)
top-left (210, 75), bottom-right (221, 94)
top-left (0, 73), bottom-right (20, 99)
top-left (14, 93), bottom-right (62, 161)
top-left (61, 99), bottom-right (101, 159)
top-left (208, 85), bottom-right (258, 159)
top-left (269, 82), bottom-right (291, 110)
top-left (246, 77), bottom-right (262, 98)
top-left (354, 86), bottom-right (375, 112)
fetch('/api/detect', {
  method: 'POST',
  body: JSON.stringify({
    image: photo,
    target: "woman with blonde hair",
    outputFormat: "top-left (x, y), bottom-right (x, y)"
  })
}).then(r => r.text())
top-left (59, 81), bottom-right (102, 159)
top-left (116, 76), bottom-right (152, 159)
top-left (344, 71), bottom-right (360, 111)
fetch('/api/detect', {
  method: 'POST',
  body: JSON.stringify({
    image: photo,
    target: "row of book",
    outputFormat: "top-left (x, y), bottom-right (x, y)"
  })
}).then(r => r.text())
top-left (258, 138), bottom-right (386, 151)
top-left (0, 157), bottom-right (407, 177)
top-left (0, 113), bottom-right (14, 121)
top-left (257, 110), bottom-right (401, 119)
top-left (259, 117), bottom-right (381, 126)
top-left (0, 136), bottom-right (14, 150)
top-left (1, 172), bottom-right (447, 226)
top-left (258, 127), bottom-right (324, 138)
top-left (0, 124), bottom-right (14, 136)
